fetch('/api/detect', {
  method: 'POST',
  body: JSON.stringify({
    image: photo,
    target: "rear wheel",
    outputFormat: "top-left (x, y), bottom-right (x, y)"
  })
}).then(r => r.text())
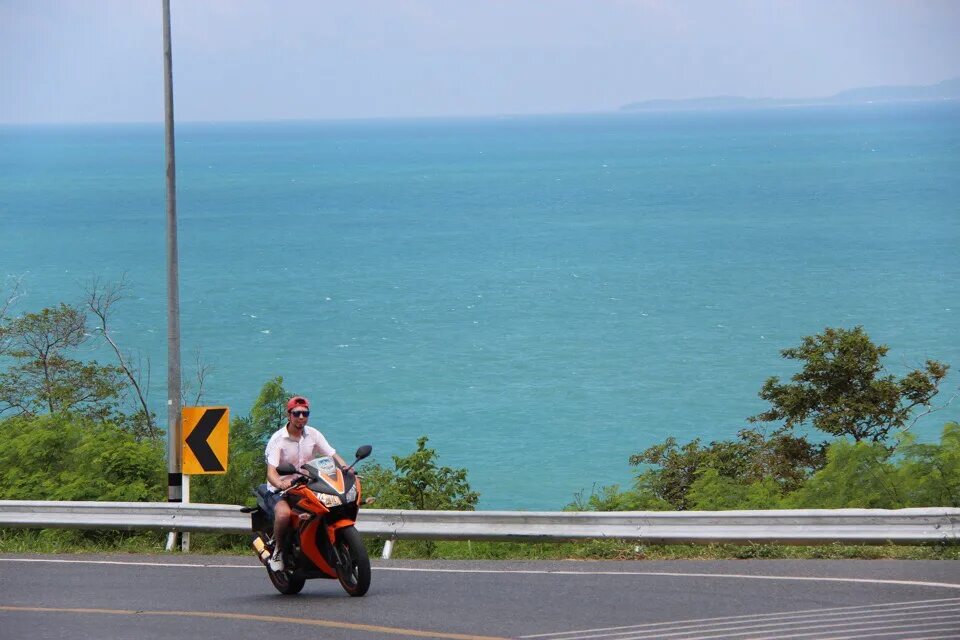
top-left (267, 564), bottom-right (305, 595)
top-left (335, 526), bottom-right (370, 596)
top-left (265, 537), bottom-right (304, 595)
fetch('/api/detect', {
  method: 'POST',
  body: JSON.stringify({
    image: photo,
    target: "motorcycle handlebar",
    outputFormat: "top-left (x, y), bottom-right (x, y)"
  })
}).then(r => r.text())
top-left (280, 465), bottom-right (359, 495)
top-left (277, 476), bottom-right (308, 497)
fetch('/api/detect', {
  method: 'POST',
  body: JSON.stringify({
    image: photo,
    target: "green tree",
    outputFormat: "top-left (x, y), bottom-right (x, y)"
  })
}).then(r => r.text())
top-left (750, 326), bottom-right (949, 443)
top-left (783, 439), bottom-right (901, 508)
top-left (687, 469), bottom-right (781, 510)
top-left (734, 427), bottom-right (826, 491)
top-left (628, 437), bottom-right (723, 510)
top-left (626, 428), bottom-right (822, 510)
top-left (0, 413), bottom-right (165, 502)
top-left (0, 304), bottom-right (125, 421)
top-left (566, 484), bottom-right (671, 512)
top-left (363, 436), bottom-right (479, 511)
top-left (889, 422), bottom-right (960, 507)
top-left (782, 424), bottom-right (960, 509)
top-left (246, 376), bottom-right (290, 448)
top-left (360, 436), bottom-right (478, 558)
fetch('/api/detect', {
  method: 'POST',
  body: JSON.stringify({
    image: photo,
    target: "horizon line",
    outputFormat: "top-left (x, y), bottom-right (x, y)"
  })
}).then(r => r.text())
top-left (3, 97), bottom-right (959, 128)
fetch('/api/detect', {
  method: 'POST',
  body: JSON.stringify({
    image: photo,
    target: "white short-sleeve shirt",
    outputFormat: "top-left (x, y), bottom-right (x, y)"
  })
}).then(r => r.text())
top-left (264, 424), bottom-right (336, 492)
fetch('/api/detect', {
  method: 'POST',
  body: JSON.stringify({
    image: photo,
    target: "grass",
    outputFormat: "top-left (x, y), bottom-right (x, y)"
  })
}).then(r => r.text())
top-left (2, 529), bottom-right (958, 561)
top-left (369, 538), bottom-right (960, 561)
top-left (0, 529), bottom-right (250, 555)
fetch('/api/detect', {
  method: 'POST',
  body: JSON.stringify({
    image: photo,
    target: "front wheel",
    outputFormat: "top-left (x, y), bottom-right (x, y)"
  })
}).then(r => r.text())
top-left (335, 526), bottom-right (371, 597)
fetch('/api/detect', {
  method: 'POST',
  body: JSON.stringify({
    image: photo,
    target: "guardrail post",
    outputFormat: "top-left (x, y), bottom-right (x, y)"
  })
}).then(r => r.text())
top-left (181, 475), bottom-right (191, 552)
top-left (382, 538), bottom-right (395, 560)
top-left (165, 531), bottom-right (177, 551)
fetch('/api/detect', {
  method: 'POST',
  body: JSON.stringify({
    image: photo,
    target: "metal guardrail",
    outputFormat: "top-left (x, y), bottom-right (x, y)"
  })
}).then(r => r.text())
top-left (0, 501), bottom-right (250, 534)
top-left (1, 501), bottom-right (957, 556)
top-left (360, 507), bottom-right (960, 546)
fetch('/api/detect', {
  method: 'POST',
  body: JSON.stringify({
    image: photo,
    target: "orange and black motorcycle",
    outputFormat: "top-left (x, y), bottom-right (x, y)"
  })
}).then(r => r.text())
top-left (243, 445), bottom-right (373, 595)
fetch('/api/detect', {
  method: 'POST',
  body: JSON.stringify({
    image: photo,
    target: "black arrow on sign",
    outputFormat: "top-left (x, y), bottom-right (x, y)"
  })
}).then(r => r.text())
top-left (185, 408), bottom-right (226, 472)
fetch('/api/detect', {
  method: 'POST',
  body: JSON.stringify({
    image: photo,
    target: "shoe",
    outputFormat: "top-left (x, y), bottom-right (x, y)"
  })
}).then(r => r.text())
top-left (267, 547), bottom-right (284, 572)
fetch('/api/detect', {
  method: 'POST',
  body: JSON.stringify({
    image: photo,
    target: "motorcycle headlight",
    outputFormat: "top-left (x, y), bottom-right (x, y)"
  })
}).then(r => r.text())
top-left (345, 484), bottom-right (357, 503)
top-left (316, 492), bottom-right (342, 507)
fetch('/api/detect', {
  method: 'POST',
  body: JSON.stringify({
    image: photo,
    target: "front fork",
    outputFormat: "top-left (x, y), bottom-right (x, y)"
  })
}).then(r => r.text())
top-left (326, 518), bottom-right (355, 567)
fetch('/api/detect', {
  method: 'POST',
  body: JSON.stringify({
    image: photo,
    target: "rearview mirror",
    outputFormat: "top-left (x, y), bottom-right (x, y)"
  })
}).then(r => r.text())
top-left (354, 445), bottom-right (373, 460)
top-left (276, 463), bottom-right (296, 475)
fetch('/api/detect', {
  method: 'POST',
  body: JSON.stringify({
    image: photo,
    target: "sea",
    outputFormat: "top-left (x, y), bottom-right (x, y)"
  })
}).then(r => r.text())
top-left (1, 103), bottom-right (958, 509)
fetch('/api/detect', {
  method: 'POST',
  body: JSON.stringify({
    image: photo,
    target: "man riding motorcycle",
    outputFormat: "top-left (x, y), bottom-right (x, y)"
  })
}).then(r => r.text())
top-left (263, 395), bottom-right (350, 571)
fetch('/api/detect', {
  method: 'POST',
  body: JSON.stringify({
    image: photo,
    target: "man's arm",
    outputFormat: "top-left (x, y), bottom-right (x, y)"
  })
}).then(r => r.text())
top-left (266, 464), bottom-right (291, 491)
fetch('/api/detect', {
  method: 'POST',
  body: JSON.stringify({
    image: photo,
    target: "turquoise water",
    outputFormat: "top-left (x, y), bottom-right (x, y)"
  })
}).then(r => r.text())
top-left (1, 104), bottom-right (958, 509)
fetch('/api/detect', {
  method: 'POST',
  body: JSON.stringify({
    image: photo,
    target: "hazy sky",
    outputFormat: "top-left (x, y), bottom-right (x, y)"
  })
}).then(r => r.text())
top-left (2, 0), bottom-right (959, 123)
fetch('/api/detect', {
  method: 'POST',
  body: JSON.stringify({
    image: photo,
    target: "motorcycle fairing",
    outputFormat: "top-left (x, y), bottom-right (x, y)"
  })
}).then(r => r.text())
top-left (302, 456), bottom-right (346, 494)
top-left (298, 518), bottom-right (337, 578)
top-left (325, 518), bottom-right (356, 545)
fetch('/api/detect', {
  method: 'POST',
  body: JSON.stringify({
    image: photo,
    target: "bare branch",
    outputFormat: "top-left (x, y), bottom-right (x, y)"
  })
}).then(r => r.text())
top-left (85, 275), bottom-right (158, 440)
top-left (0, 279), bottom-right (15, 356)
top-left (905, 386), bottom-right (959, 431)
top-left (181, 346), bottom-right (213, 407)
top-left (143, 355), bottom-right (152, 398)
top-left (1, 275), bottom-right (24, 318)
top-left (134, 352), bottom-right (152, 399)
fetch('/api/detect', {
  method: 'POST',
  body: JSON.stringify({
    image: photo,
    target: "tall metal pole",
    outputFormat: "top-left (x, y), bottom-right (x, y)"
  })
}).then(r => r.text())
top-left (162, 0), bottom-right (184, 550)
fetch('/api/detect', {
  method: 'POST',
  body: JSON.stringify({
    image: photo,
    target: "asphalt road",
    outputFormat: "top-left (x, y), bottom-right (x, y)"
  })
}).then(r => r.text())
top-left (1, 554), bottom-right (959, 639)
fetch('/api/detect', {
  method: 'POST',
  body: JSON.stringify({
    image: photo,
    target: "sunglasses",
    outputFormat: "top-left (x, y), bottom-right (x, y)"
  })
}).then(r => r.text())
top-left (290, 410), bottom-right (310, 418)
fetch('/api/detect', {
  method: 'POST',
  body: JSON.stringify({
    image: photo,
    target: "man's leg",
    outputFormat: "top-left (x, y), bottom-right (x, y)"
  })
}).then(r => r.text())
top-left (269, 499), bottom-right (290, 571)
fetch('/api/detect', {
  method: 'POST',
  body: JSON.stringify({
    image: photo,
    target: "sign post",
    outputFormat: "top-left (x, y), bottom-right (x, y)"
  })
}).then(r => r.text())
top-left (179, 406), bottom-right (229, 552)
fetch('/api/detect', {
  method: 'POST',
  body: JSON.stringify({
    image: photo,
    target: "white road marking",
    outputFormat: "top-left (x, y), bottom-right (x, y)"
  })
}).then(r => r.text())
top-left (521, 598), bottom-right (960, 639)
top-left (1, 557), bottom-right (958, 593)
top-left (893, 636), bottom-right (960, 640)
top-left (0, 557), bottom-right (251, 569)
top-left (556, 605), bottom-right (960, 640)
top-left (546, 615), bottom-right (960, 640)
top-left (647, 616), bottom-right (960, 640)
top-left (376, 566), bottom-right (960, 593)
top-left (882, 636), bottom-right (960, 640)
top-left (747, 617), bottom-right (960, 640)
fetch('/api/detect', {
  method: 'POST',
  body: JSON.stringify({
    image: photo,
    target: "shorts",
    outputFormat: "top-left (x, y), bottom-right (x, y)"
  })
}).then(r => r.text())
top-left (255, 483), bottom-right (284, 521)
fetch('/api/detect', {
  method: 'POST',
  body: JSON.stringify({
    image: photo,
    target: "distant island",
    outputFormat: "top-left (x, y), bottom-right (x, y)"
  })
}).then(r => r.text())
top-left (621, 77), bottom-right (960, 112)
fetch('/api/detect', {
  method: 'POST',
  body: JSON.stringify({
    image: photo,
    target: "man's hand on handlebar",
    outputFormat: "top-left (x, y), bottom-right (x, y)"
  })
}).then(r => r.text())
top-left (281, 477), bottom-right (303, 491)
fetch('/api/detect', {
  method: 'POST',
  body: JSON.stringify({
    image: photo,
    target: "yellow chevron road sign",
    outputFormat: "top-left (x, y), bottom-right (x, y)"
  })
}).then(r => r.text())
top-left (182, 406), bottom-right (229, 474)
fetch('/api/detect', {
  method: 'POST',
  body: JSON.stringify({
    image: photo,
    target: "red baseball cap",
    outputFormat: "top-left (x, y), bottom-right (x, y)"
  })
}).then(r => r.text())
top-left (286, 396), bottom-right (310, 412)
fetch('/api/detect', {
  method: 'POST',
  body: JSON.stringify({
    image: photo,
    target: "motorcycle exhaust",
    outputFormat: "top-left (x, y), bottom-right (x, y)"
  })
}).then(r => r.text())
top-left (252, 534), bottom-right (271, 566)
